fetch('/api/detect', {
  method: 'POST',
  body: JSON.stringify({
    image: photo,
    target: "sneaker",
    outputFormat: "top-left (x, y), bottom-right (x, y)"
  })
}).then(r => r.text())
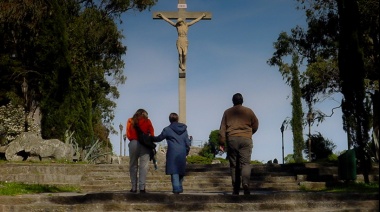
top-left (243, 184), bottom-right (250, 195)
top-left (139, 189), bottom-right (146, 193)
top-left (129, 189), bottom-right (137, 193)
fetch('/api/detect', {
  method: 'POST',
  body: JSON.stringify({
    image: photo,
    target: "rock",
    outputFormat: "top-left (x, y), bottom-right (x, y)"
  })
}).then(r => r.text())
top-left (111, 156), bottom-right (121, 164)
top-left (211, 160), bottom-right (221, 164)
top-left (5, 132), bottom-right (74, 161)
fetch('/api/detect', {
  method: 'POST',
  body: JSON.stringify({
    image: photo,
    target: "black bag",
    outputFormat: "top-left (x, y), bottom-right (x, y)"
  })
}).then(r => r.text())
top-left (134, 125), bottom-right (156, 150)
top-left (138, 131), bottom-right (157, 149)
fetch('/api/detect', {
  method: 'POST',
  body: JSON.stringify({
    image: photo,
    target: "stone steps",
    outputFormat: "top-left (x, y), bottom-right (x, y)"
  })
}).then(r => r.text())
top-left (1, 163), bottom-right (378, 193)
top-left (78, 163), bottom-right (309, 192)
top-left (0, 162), bottom-right (379, 211)
top-left (0, 191), bottom-right (378, 211)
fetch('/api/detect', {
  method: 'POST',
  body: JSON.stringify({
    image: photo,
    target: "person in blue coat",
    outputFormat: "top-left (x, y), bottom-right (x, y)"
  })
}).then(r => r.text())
top-left (153, 113), bottom-right (191, 194)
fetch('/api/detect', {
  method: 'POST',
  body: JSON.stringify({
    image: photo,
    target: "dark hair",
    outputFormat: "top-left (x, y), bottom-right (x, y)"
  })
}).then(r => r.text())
top-left (169, 113), bottom-right (179, 123)
top-left (133, 109), bottom-right (148, 126)
top-left (232, 93), bottom-right (243, 105)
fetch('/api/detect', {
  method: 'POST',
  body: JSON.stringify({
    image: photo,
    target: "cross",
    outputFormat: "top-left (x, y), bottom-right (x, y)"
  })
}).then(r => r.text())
top-left (153, 0), bottom-right (211, 124)
top-left (153, 0), bottom-right (212, 22)
top-left (153, 0), bottom-right (211, 74)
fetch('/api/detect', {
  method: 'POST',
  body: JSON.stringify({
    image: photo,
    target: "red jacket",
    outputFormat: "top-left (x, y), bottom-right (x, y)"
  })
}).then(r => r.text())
top-left (126, 117), bottom-right (154, 141)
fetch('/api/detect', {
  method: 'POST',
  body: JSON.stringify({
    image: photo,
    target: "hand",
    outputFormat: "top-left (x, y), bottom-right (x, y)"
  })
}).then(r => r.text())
top-left (219, 145), bottom-right (225, 152)
top-left (202, 13), bottom-right (206, 18)
top-left (150, 136), bottom-right (156, 142)
top-left (157, 13), bottom-right (162, 18)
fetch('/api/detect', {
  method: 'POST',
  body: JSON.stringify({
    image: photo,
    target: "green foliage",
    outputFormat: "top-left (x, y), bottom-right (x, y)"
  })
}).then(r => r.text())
top-left (199, 130), bottom-right (220, 160)
top-left (284, 154), bottom-right (296, 164)
top-left (284, 154), bottom-right (307, 164)
top-left (0, 181), bottom-right (80, 196)
top-left (0, 103), bottom-right (39, 143)
top-left (208, 130), bottom-right (220, 148)
top-left (214, 157), bottom-right (229, 164)
top-left (327, 153), bottom-right (338, 162)
top-left (0, 0), bottom-right (155, 148)
top-left (250, 160), bottom-right (264, 165)
top-left (267, 32), bottom-right (305, 163)
top-left (198, 145), bottom-right (215, 159)
top-left (290, 55), bottom-right (305, 163)
top-left (304, 132), bottom-right (336, 161)
top-left (301, 181), bottom-right (379, 193)
top-left (324, 182), bottom-right (379, 193)
top-left (186, 155), bottom-right (212, 164)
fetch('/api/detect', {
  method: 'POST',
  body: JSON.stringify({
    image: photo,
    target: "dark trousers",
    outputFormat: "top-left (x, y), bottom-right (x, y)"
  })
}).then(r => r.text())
top-left (227, 136), bottom-right (253, 192)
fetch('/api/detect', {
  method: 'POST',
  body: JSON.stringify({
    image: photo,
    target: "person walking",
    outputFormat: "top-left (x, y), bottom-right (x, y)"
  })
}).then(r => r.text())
top-left (153, 113), bottom-right (191, 194)
top-left (219, 93), bottom-right (259, 195)
top-left (126, 109), bottom-right (155, 193)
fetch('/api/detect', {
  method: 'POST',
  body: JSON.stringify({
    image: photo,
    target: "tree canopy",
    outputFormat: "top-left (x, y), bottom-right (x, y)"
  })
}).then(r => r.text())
top-left (0, 0), bottom-right (157, 148)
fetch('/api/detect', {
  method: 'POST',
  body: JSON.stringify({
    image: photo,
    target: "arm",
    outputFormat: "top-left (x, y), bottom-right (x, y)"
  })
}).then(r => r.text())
top-left (152, 128), bottom-right (167, 142)
top-left (157, 13), bottom-right (176, 26)
top-left (218, 112), bottom-right (227, 147)
top-left (147, 119), bottom-right (155, 136)
top-left (184, 132), bottom-right (191, 155)
top-left (188, 13), bottom-right (206, 26)
top-left (250, 110), bottom-right (259, 135)
top-left (126, 118), bottom-right (136, 141)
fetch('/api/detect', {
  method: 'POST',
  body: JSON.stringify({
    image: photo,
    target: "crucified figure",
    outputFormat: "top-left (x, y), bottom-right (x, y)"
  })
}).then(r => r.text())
top-left (157, 13), bottom-right (206, 71)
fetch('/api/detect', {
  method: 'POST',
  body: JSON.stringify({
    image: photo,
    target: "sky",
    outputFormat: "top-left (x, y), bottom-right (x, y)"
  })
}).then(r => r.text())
top-left (109, 0), bottom-right (348, 163)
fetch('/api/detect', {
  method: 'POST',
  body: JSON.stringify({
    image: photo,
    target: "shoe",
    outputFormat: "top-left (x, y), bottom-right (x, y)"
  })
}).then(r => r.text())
top-left (232, 187), bottom-right (239, 196)
top-left (129, 189), bottom-right (137, 193)
top-left (173, 192), bottom-right (180, 195)
top-left (140, 189), bottom-right (146, 193)
top-left (243, 184), bottom-right (250, 195)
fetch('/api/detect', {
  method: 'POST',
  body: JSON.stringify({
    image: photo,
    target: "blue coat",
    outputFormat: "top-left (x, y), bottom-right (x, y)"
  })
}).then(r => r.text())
top-left (154, 122), bottom-right (191, 175)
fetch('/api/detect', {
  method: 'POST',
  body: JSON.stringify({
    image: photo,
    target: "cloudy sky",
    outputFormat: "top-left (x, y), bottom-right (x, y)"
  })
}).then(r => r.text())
top-left (109, 0), bottom-right (347, 163)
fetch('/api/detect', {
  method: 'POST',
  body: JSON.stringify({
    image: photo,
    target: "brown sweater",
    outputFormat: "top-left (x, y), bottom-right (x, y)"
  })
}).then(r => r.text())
top-left (219, 104), bottom-right (259, 145)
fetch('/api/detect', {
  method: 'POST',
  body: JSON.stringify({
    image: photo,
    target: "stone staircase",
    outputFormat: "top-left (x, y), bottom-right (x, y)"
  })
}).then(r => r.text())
top-left (79, 163), bottom-right (307, 192)
top-left (0, 162), bottom-right (378, 211)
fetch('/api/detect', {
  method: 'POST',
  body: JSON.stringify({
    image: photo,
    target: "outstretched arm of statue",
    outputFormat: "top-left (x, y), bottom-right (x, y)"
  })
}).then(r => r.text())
top-left (157, 13), bottom-right (176, 26)
top-left (188, 13), bottom-right (206, 26)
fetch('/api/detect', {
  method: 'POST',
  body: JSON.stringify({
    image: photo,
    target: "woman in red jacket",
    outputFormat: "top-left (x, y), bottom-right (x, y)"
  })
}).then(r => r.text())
top-left (126, 108), bottom-right (154, 193)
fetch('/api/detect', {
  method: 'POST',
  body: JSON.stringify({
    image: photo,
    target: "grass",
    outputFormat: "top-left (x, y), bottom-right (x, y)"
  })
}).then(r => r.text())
top-left (325, 182), bottom-right (379, 193)
top-left (301, 181), bottom-right (379, 193)
top-left (0, 181), bottom-right (80, 196)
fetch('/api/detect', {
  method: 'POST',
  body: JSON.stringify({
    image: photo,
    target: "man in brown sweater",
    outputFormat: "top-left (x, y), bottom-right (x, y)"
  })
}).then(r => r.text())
top-left (219, 93), bottom-right (259, 195)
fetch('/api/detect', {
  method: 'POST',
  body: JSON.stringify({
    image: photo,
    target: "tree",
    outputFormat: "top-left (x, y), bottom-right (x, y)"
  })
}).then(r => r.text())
top-left (292, 0), bottom-right (378, 182)
top-left (337, 0), bottom-right (371, 183)
top-left (304, 132), bottom-right (336, 161)
top-left (294, 0), bottom-right (379, 161)
top-left (284, 154), bottom-right (295, 164)
top-left (0, 0), bottom-right (157, 149)
top-left (199, 130), bottom-right (220, 159)
top-left (268, 33), bottom-right (305, 163)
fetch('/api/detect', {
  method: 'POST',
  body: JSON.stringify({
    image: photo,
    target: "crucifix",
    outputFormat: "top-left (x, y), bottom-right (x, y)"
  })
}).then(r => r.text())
top-left (153, 0), bottom-right (212, 124)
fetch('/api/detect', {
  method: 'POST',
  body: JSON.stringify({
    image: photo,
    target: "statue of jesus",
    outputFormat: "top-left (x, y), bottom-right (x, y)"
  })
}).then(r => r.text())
top-left (157, 13), bottom-right (206, 71)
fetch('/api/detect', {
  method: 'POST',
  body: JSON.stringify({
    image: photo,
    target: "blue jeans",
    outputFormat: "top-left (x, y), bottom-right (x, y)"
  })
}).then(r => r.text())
top-left (171, 174), bottom-right (184, 193)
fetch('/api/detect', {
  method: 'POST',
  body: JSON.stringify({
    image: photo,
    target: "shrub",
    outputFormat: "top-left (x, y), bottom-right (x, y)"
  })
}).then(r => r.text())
top-left (187, 155), bottom-right (212, 164)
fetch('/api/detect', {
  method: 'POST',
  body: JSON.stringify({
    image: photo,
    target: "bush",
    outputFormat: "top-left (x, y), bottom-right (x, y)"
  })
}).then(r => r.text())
top-left (186, 155), bottom-right (212, 164)
top-left (214, 157), bottom-right (229, 164)
top-left (250, 160), bottom-right (264, 165)
top-left (198, 144), bottom-right (215, 159)
top-left (327, 153), bottom-right (338, 162)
